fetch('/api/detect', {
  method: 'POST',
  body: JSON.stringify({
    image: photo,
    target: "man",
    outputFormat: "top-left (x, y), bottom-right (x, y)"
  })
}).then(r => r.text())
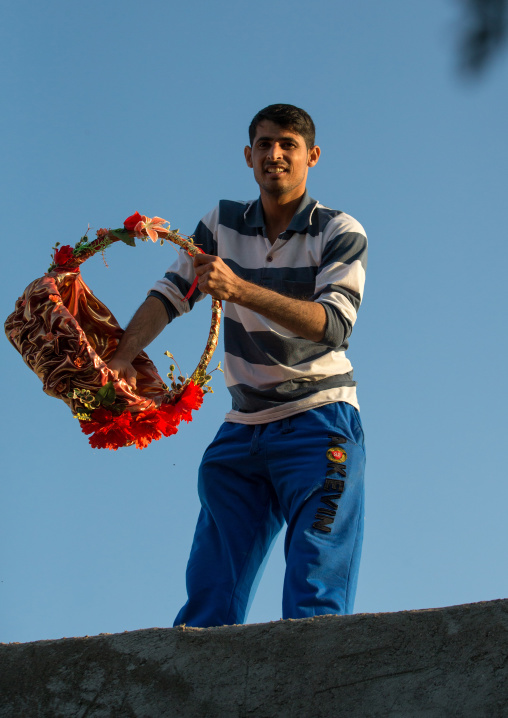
top-left (110, 104), bottom-right (367, 628)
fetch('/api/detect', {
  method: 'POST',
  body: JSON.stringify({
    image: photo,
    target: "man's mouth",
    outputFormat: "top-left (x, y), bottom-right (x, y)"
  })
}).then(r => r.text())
top-left (265, 166), bottom-right (287, 174)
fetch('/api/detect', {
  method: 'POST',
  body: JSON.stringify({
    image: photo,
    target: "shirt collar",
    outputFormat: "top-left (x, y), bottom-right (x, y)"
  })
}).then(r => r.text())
top-left (244, 189), bottom-right (318, 233)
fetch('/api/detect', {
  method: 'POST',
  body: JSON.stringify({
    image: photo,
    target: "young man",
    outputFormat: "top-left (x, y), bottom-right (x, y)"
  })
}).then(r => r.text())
top-left (110, 104), bottom-right (367, 627)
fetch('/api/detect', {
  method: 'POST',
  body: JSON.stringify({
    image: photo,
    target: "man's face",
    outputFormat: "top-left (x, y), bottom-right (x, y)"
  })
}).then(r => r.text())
top-left (244, 120), bottom-right (320, 200)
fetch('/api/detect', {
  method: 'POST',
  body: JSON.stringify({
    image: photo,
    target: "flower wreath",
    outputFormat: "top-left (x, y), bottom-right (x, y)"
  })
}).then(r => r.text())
top-left (4, 212), bottom-right (222, 450)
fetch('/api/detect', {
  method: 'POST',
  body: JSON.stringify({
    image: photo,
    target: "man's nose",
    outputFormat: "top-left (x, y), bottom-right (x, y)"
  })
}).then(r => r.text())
top-left (267, 142), bottom-right (283, 161)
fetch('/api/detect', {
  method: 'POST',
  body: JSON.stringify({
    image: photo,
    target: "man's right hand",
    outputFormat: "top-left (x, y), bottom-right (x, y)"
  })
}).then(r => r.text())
top-left (105, 296), bottom-right (170, 393)
top-left (108, 356), bottom-right (138, 391)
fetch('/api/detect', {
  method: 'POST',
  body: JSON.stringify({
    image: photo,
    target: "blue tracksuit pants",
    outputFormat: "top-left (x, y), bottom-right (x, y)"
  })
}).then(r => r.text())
top-left (173, 401), bottom-right (365, 628)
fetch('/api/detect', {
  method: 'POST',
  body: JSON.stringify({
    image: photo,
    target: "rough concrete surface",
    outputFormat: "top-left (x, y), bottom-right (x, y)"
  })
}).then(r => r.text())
top-left (1, 599), bottom-right (507, 718)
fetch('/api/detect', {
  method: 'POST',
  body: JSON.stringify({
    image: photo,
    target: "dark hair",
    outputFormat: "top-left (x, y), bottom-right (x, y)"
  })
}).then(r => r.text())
top-left (248, 104), bottom-right (316, 149)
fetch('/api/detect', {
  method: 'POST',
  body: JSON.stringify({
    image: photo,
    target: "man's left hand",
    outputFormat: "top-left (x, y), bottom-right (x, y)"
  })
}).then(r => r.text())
top-left (192, 253), bottom-right (326, 342)
top-left (193, 254), bottom-right (243, 301)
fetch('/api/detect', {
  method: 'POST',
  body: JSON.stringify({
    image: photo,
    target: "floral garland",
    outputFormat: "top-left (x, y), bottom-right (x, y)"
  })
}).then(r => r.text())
top-left (48, 211), bottom-right (192, 273)
top-left (6, 212), bottom-right (222, 451)
top-left (80, 380), bottom-right (206, 450)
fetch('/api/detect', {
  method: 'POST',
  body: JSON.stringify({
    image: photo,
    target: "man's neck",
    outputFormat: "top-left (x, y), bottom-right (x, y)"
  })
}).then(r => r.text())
top-left (261, 190), bottom-right (305, 245)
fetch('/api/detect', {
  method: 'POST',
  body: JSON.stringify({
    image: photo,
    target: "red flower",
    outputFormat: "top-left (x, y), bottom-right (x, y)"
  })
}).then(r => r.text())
top-left (176, 381), bottom-right (204, 422)
top-left (155, 402), bottom-right (181, 437)
top-left (79, 381), bottom-right (205, 449)
top-left (130, 409), bottom-right (163, 449)
top-left (123, 211), bottom-right (145, 231)
top-left (81, 408), bottom-right (134, 450)
top-left (54, 245), bottom-right (74, 266)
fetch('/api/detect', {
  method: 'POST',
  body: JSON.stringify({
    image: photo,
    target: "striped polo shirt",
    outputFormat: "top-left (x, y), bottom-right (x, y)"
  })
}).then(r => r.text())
top-left (149, 191), bottom-right (367, 424)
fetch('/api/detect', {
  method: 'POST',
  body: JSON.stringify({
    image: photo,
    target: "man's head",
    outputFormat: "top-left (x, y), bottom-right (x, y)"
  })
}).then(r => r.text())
top-left (245, 104), bottom-right (320, 201)
top-left (248, 104), bottom-right (316, 150)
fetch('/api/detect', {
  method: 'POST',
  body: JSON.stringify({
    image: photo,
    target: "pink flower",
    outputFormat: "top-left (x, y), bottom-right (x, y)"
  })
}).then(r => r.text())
top-left (134, 215), bottom-right (170, 242)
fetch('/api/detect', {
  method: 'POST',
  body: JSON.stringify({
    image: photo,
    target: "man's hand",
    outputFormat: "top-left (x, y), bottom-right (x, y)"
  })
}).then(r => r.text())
top-left (193, 254), bottom-right (327, 342)
top-left (108, 357), bottom-right (138, 391)
top-left (193, 254), bottom-right (244, 301)
top-left (107, 296), bottom-right (169, 391)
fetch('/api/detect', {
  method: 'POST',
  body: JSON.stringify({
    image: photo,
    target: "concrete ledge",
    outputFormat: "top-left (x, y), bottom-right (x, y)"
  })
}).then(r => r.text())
top-left (1, 599), bottom-right (508, 717)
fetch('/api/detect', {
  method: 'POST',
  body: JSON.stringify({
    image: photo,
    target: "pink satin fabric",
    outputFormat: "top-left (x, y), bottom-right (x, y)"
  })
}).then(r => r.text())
top-left (5, 269), bottom-right (168, 417)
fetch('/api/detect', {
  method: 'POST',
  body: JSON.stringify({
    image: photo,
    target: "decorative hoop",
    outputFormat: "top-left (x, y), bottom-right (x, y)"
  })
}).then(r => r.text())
top-left (4, 213), bottom-right (222, 450)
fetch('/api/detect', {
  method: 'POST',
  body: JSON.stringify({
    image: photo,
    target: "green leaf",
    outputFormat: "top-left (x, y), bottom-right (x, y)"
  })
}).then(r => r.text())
top-left (110, 228), bottom-right (136, 247)
top-left (110, 403), bottom-right (126, 417)
top-left (95, 381), bottom-right (116, 407)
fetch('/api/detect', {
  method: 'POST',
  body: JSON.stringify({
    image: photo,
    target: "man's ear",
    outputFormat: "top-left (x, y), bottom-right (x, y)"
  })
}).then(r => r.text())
top-left (307, 145), bottom-right (321, 168)
top-left (244, 145), bottom-right (253, 168)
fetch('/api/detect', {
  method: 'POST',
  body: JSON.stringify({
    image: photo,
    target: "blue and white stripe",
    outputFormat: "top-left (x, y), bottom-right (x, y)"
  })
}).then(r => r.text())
top-left (149, 191), bottom-right (367, 424)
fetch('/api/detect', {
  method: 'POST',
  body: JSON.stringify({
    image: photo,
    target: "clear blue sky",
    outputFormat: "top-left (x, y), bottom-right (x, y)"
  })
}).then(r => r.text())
top-left (1, 0), bottom-right (507, 644)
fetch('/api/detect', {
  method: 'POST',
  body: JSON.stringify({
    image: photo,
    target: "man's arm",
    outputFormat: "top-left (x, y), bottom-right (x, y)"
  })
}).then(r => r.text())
top-left (193, 254), bottom-right (327, 342)
top-left (109, 296), bottom-right (169, 389)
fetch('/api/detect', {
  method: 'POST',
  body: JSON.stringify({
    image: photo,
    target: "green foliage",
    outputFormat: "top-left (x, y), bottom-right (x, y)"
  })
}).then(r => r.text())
top-left (73, 233), bottom-right (93, 252)
top-left (69, 381), bottom-right (119, 420)
top-left (95, 381), bottom-right (116, 407)
top-left (110, 228), bottom-right (136, 247)
top-left (74, 235), bottom-right (113, 256)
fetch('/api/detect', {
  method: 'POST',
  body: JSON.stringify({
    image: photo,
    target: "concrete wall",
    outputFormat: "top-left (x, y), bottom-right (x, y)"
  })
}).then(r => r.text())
top-left (1, 599), bottom-right (507, 717)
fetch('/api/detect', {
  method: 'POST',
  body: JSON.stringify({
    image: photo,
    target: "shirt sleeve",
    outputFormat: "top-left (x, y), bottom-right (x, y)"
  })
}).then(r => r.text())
top-left (148, 205), bottom-right (219, 322)
top-left (313, 213), bottom-right (368, 348)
